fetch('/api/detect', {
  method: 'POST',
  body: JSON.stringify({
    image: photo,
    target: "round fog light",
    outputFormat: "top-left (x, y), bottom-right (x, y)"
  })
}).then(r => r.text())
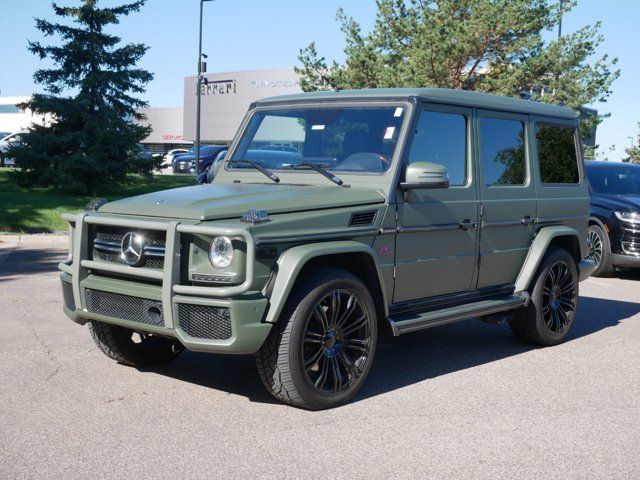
top-left (209, 236), bottom-right (234, 269)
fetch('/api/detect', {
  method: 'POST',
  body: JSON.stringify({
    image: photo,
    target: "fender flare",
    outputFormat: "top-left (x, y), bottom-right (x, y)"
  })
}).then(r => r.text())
top-left (514, 226), bottom-right (581, 292)
top-left (263, 241), bottom-right (388, 324)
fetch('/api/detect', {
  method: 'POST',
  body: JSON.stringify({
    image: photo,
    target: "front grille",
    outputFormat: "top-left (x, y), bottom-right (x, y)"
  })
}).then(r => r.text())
top-left (621, 227), bottom-right (640, 256)
top-left (91, 227), bottom-right (166, 270)
top-left (85, 289), bottom-right (164, 326)
top-left (178, 304), bottom-right (232, 340)
top-left (61, 281), bottom-right (76, 311)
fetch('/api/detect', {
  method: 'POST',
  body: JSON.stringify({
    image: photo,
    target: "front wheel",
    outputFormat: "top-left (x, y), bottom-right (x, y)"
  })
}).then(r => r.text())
top-left (89, 321), bottom-right (183, 367)
top-left (510, 247), bottom-right (579, 346)
top-left (256, 268), bottom-right (377, 410)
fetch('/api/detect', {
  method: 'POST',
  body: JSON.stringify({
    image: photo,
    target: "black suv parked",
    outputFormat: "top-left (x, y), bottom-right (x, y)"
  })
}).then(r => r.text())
top-left (586, 161), bottom-right (640, 276)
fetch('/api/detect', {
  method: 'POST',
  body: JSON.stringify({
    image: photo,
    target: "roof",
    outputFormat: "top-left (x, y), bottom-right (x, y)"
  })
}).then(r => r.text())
top-left (256, 88), bottom-right (579, 120)
top-left (585, 161), bottom-right (639, 168)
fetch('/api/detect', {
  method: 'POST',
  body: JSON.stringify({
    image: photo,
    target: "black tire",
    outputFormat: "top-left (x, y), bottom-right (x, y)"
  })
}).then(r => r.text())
top-left (89, 321), bottom-right (183, 367)
top-left (588, 224), bottom-right (614, 277)
top-left (256, 268), bottom-right (378, 410)
top-left (510, 247), bottom-right (579, 346)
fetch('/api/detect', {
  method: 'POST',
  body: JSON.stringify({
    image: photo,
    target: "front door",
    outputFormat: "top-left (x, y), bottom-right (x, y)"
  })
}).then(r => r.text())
top-left (476, 111), bottom-right (537, 288)
top-left (394, 104), bottom-right (479, 303)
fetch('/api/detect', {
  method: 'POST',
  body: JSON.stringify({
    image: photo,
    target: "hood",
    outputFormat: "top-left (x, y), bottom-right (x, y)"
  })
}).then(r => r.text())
top-left (591, 193), bottom-right (640, 212)
top-left (99, 183), bottom-right (386, 221)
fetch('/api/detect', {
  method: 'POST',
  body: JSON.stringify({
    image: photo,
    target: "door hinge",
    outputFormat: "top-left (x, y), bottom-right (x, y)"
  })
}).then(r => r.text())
top-left (393, 265), bottom-right (397, 279)
top-left (480, 203), bottom-right (485, 218)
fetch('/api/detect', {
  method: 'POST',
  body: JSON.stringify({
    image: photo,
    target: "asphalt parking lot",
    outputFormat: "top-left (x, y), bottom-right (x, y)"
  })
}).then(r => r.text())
top-left (1, 236), bottom-right (640, 480)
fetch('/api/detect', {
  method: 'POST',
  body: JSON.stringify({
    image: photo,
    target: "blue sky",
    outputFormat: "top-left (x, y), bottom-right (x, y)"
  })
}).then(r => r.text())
top-left (1, 0), bottom-right (638, 160)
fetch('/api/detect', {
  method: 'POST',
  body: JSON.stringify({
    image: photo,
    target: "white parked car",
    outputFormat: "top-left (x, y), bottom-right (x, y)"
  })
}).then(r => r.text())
top-left (0, 131), bottom-right (29, 167)
top-left (164, 148), bottom-right (189, 166)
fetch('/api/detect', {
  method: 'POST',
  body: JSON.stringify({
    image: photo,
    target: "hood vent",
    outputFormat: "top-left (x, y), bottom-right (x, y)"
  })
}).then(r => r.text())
top-left (349, 210), bottom-right (377, 227)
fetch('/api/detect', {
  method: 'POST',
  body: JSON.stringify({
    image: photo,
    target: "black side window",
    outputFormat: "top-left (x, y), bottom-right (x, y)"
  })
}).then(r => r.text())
top-left (480, 118), bottom-right (526, 186)
top-left (536, 124), bottom-right (579, 184)
top-left (408, 110), bottom-right (467, 185)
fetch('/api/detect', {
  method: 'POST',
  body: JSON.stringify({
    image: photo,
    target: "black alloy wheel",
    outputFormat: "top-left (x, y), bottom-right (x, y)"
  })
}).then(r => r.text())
top-left (541, 260), bottom-right (576, 336)
top-left (509, 247), bottom-right (579, 346)
top-left (256, 268), bottom-right (378, 410)
top-left (302, 289), bottom-right (372, 394)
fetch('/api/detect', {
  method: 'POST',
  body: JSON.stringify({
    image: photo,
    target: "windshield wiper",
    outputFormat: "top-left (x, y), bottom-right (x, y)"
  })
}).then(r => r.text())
top-left (227, 159), bottom-right (280, 183)
top-left (284, 163), bottom-right (348, 187)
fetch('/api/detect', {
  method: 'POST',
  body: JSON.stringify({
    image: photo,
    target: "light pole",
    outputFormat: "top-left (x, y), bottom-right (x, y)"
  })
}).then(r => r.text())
top-left (558, 0), bottom-right (566, 40)
top-left (195, 0), bottom-right (214, 176)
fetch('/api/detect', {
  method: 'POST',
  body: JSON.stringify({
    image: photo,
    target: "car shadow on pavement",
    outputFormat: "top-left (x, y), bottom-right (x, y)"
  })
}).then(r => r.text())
top-left (0, 246), bottom-right (67, 282)
top-left (147, 294), bottom-right (640, 407)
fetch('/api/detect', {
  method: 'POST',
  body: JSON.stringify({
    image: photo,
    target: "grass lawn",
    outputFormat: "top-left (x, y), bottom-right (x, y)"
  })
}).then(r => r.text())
top-left (0, 169), bottom-right (195, 233)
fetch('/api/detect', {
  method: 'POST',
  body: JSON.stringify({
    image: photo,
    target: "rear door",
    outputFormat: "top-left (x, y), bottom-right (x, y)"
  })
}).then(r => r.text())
top-left (476, 111), bottom-right (536, 288)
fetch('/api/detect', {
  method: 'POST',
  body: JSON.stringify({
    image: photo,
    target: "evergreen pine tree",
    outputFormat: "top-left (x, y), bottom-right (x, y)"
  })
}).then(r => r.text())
top-left (11, 0), bottom-right (154, 195)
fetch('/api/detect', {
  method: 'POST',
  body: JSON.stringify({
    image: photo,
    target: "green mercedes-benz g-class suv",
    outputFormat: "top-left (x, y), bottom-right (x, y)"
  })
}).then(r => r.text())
top-left (60, 88), bottom-right (595, 409)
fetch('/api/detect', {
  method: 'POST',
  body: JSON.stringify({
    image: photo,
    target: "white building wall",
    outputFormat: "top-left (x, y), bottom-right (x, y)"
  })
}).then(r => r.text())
top-left (0, 96), bottom-right (49, 134)
top-left (135, 107), bottom-right (187, 145)
top-left (183, 68), bottom-right (303, 143)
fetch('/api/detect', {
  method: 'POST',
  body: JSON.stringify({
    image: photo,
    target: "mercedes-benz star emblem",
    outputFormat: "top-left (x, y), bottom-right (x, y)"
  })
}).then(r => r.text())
top-left (120, 232), bottom-right (147, 267)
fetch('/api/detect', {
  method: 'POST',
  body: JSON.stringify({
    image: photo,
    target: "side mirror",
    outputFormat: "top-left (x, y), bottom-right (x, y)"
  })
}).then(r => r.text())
top-left (400, 162), bottom-right (449, 190)
top-left (196, 171), bottom-right (208, 184)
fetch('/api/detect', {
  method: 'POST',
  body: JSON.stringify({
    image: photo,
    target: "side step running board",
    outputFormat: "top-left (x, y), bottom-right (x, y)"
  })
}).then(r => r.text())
top-left (388, 293), bottom-right (530, 336)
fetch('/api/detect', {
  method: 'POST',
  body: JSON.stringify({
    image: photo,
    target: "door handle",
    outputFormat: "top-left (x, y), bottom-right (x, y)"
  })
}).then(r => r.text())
top-left (521, 215), bottom-right (535, 225)
top-left (459, 219), bottom-right (477, 230)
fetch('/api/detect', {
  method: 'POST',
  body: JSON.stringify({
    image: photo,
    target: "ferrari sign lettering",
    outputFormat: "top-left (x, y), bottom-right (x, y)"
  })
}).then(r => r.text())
top-left (200, 79), bottom-right (237, 96)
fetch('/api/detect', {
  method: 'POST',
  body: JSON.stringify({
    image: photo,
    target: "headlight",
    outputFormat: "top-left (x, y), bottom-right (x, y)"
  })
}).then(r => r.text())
top-left (209, 236), bottom-right (234, 269)
top-left (614, 211), bottom-right (640, 225)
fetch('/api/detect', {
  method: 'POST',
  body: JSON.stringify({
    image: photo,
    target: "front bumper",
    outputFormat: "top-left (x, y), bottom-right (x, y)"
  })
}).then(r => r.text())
top-left (59, 213), bottom-right (272, 354)
top-left (611, 253), bottom-right (640, 268)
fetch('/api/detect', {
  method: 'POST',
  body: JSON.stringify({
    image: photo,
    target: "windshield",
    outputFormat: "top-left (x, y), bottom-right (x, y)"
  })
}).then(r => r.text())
top-left (228, 105), bottom-right (407, 173)
top-left (587, 165), bottom-right (640, 195)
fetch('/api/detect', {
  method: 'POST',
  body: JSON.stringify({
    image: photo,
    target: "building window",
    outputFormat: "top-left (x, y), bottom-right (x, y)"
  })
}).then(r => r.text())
top-left (536, 124), bottom-right (579, 184)
top-left (0, 105), bottom-right (20, 114)
top-left (408, 110), bottom-right (467, 185)
top-left (480, 117), bottom-right (526, 186)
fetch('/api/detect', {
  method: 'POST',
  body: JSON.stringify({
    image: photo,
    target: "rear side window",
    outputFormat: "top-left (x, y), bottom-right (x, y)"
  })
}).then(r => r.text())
top-left (479, 118), bottom-right (526, 186)
top-left (536, 124), bottom-right (579, 184)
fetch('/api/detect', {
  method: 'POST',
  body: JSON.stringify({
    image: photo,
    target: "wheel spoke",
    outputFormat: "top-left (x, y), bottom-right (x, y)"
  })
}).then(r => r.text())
top-left (314, 355), bottom-right (330, 390)
top-left (304, 347), bottom-right (324, 370)
top-left (342, 314), bottom-right (368, 337)
top-left (338, 351), bottom-right (361, 380)
top-left (330, 357), bottom-right (342, 393)
top-left (336, 295), bottom-right (357, 327)
top-left (329, 290), bottom-right (341, 326)
top-left (343, 338), bottom-right (368, 354)
top-left (304, 331), bottom-right (324, 344)
top-left (314, 304), bottom-right (329, 331)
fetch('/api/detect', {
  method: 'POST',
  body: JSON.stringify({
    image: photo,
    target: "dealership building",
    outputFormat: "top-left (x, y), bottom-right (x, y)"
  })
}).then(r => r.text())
top-left (138, 68), bottom-right (302, 153)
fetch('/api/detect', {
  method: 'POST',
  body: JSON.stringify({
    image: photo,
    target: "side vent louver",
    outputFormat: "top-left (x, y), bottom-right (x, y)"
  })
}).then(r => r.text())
top-left (349, 210), bottom-right (377, 227)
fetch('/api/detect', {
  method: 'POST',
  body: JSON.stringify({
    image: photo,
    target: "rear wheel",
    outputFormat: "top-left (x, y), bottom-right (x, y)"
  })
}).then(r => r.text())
top-left (510, 247), bottom-right (579, 346)
top-left (89, 321), bottom-right (183, 367)
top-left (256, 268), bottom-right (377, 410)
top-left (587, 224), bottom-right (614, 277)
